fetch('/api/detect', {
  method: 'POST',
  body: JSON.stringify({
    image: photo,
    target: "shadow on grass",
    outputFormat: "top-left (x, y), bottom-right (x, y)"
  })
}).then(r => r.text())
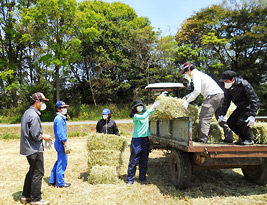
top-left (147, 153), bottom-right (267, 199)
top-left (12, 191), bottom-right (22, 202)
top-left (79, 171), bottom-right (89, 182)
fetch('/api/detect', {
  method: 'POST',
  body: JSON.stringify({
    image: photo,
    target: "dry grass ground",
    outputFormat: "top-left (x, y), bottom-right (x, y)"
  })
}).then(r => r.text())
top-left (0, 123), bottom-right (267, 204)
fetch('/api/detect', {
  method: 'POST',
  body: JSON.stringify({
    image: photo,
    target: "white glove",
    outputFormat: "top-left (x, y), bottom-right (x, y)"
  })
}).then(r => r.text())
top-left (64, 142), bottom-right (71, 154)
top-left (45, 140), bottom-right (53, 149)
top-left (151, 101), bottom-right (160, 109)
top-left (245, 116), bottom-right (255, 127)
top-left (218, 115), bottom-right (228, 123)
top-left (182, 101), bottom-right (189, 109)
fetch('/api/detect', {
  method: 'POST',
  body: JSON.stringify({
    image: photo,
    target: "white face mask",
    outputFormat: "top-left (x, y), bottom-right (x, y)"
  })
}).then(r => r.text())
top-left (40, 102), bottom-right (47, 111)
top-left (184, 72), bottom-right (192, 82)
top-left (224, 81), bottom-right (234, 89)
top-left (102, 115), bottom-right (108, 120)
top-left (136, 106), bottom-right (144, 112)
top-left (61, 108), bottom-right (67, 115)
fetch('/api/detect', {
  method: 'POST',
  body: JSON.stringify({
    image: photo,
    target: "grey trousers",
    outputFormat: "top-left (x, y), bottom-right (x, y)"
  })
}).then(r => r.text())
top-left (198, 93), bottom-right (233, 141)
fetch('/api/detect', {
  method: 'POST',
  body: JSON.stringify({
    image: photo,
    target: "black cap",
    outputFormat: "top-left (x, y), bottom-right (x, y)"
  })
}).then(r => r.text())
top-left (219, 70), bottom-right (237, 82)
top-left (132, 99), bottom-right (144, 108)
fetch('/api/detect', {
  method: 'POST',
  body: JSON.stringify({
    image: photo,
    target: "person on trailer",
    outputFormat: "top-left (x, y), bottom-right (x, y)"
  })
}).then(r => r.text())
top-left (180, 62), bottom-right (233, 143)
top-left (218, 70), bottom-right (260, 145)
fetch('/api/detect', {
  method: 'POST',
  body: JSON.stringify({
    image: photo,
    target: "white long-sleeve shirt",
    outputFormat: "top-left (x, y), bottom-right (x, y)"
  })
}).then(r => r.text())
top-left (186, 69), bottom-right (223, 103)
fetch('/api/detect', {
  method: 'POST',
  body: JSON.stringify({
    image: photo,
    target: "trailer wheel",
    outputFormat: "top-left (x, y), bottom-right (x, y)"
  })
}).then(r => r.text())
top-left (242, 158), bottom-right (267, 185)
top-left (169, 149), bottom-right (191, 189)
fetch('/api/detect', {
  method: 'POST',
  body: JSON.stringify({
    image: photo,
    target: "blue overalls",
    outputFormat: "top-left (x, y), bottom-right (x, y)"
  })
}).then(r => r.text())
top-left (127, 108), bottom-right (154, 184)
top-left (49, 113), bottom-right (68, 186)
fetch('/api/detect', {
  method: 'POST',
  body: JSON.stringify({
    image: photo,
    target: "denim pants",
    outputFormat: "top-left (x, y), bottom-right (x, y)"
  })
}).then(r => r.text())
top-left (127, 137), bottom-right (149, 183)
top-left (23, 152), bottom-right (44, 201)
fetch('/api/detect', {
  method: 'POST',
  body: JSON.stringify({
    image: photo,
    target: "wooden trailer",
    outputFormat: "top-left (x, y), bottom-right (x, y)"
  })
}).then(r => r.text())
top-left (149, 117), bottom-right (267, 189)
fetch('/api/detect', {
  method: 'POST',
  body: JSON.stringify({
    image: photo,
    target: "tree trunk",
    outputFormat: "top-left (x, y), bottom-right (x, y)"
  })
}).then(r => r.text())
top-left (56, 65), bottom-right (60, 101)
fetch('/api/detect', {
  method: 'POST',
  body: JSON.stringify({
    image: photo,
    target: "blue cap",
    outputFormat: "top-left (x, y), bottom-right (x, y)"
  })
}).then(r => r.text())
top-left (55, 101), bottom-right (69, 109)
top-left (102, 108), bottom-right (111, 115)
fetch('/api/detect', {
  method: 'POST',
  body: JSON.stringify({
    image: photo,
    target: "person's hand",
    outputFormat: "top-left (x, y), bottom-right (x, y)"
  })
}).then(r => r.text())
top-left (218, 115), bottom-right (224, 123)
top-left (64, 142), bottom-right (71, 154)
top-left (245, 116), bottom-right (255, 127)
top-left (182, 101), bottom-right (189, 109)
top-left (151, 101), bottom-right (160, 109)
top-left (42, 134), bottom-right (52, 141)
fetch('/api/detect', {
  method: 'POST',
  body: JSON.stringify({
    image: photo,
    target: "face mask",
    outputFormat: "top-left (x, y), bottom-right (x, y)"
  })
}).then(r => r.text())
top-left (40, 102), bottom-right (46, 111)
top-left (184, 73), bottom-right (192, 82)
top-left (224, 81), bottom-right (234, 89)
top-left (61, 108), bottom-right (67, 115)
top-left (102, 115), bottom-right (108, 120)
top-left (136, 106), bottom-right (143, 112)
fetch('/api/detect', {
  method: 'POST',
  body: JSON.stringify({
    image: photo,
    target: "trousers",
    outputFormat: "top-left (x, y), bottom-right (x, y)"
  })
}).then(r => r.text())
top-left (49, 148), bottom-right (68, 186)
top-left (127, 137), bottom-right (149, 183)
top-left (23, 152), bottom-right (44, 201)
top-left (199, 93), bottom-right (233, 141)
top-left (227, 107), bottom-right (254, 141)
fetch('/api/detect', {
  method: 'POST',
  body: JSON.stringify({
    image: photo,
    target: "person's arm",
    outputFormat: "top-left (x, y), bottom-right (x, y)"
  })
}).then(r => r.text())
top-left (185, 74), bottom-right (201, 103)
top-left (220, 91), bottom-right (231, 116)
top-left (244, 81), bottom-right (260, 116)
top-left (96, 120), bottom-right (101, 133)
top-left (55, 118), bottom-right (67, 143)
top-left (29, 115), bottom-right (43, 141)
top-left (133, 108), bottom-right (154, 121)
top-left (112, 121), bottom-right (120, 136)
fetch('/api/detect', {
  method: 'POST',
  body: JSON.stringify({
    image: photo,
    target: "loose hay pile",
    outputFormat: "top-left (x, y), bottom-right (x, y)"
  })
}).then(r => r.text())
top-left (86, 133), bottom-right (127, 184)
top-left (149, 95), bottom-right (267, 143)
top-left (149, 95), bottom-right (199, 123)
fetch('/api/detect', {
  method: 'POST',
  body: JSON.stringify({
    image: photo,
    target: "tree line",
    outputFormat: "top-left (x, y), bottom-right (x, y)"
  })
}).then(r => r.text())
top-left (0, 0), bottom-right (266, 116)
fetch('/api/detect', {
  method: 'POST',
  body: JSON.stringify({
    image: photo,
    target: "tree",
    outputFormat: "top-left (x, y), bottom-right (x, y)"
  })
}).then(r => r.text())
top-left (20, 0), bottom-right (81, 101)
top-left (175, 0), bottom-right (267, 113)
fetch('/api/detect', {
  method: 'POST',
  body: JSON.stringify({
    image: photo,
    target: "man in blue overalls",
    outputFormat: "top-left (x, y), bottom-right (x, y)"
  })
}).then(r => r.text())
top-left (49, 101), bottom-right (71, 188)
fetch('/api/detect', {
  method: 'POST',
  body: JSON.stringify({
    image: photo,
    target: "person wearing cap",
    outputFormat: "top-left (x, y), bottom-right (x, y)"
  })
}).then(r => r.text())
top-left (180, 62), bottom-right (233, 143)
top-left (96, 108), bottom-right (120, 136)
top-left (127, 99), bottom-right (159, 185)
top-left (49, 101), bottom-right (71, 188)
top-left (20, 92), bottom-right (52, 205)
top-left (218, 70), bottom-right (260, 145)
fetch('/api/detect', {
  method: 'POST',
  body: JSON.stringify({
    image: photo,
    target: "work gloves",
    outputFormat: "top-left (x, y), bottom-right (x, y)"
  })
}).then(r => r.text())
top-left (182, 101), bottom-right (189, 109)
top-left (246, 116), bottom-right (255, 127)
top-left (151, 101), bottom-right (160, 109)
top-left (45, 140), bottom-right (53, 149)
top-left (64, 142), bottom-right (71, 154)
top-left (218, 115), bottom-right (228, 123)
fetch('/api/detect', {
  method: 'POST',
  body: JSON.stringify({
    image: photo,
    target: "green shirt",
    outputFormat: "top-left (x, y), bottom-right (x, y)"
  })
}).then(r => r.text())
top-left (132, 108), bottom-right (154, 138)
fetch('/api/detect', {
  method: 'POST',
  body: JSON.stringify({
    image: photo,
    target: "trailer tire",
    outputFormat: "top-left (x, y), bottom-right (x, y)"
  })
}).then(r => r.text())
top-left (242, 158), bottom-right (267, 185)
top-left (169, 149), bottom-right (191, 189)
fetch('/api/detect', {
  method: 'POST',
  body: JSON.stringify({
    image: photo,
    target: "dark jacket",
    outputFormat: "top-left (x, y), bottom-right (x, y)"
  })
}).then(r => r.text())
top-left (220, 77), bottom-right (260, 117)
top-left (96, 119), bottom-right (120, 136)
top-left (20, 106), bottom-right (43, 156)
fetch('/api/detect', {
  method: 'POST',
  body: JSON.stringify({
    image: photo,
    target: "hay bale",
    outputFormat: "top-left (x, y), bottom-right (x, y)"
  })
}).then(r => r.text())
top-left (86, 133), bottom-right (126, 152)
top-left (252, 122), bottom-right (267, 144)
top-left (89, 165), bottom-right (118, 184)
top-left (149, 95), bottom-right (199, 123)
top-left (88, 150), bottom-right (122, 170)
top-left (86, 133), bottom-right (127, 184)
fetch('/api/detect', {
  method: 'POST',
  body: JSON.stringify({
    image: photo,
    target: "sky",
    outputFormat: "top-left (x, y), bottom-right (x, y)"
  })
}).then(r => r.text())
top-left (103, 0), bottom-right (223, 36)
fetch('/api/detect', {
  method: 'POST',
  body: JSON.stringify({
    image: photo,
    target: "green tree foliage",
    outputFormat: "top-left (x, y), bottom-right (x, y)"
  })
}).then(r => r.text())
top-left (175, 0), bottom-right (267, 114)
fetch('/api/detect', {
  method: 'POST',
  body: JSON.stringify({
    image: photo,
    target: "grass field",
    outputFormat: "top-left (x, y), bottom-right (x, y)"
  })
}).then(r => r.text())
top-left (1, 123), bottom-right (267, 204)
